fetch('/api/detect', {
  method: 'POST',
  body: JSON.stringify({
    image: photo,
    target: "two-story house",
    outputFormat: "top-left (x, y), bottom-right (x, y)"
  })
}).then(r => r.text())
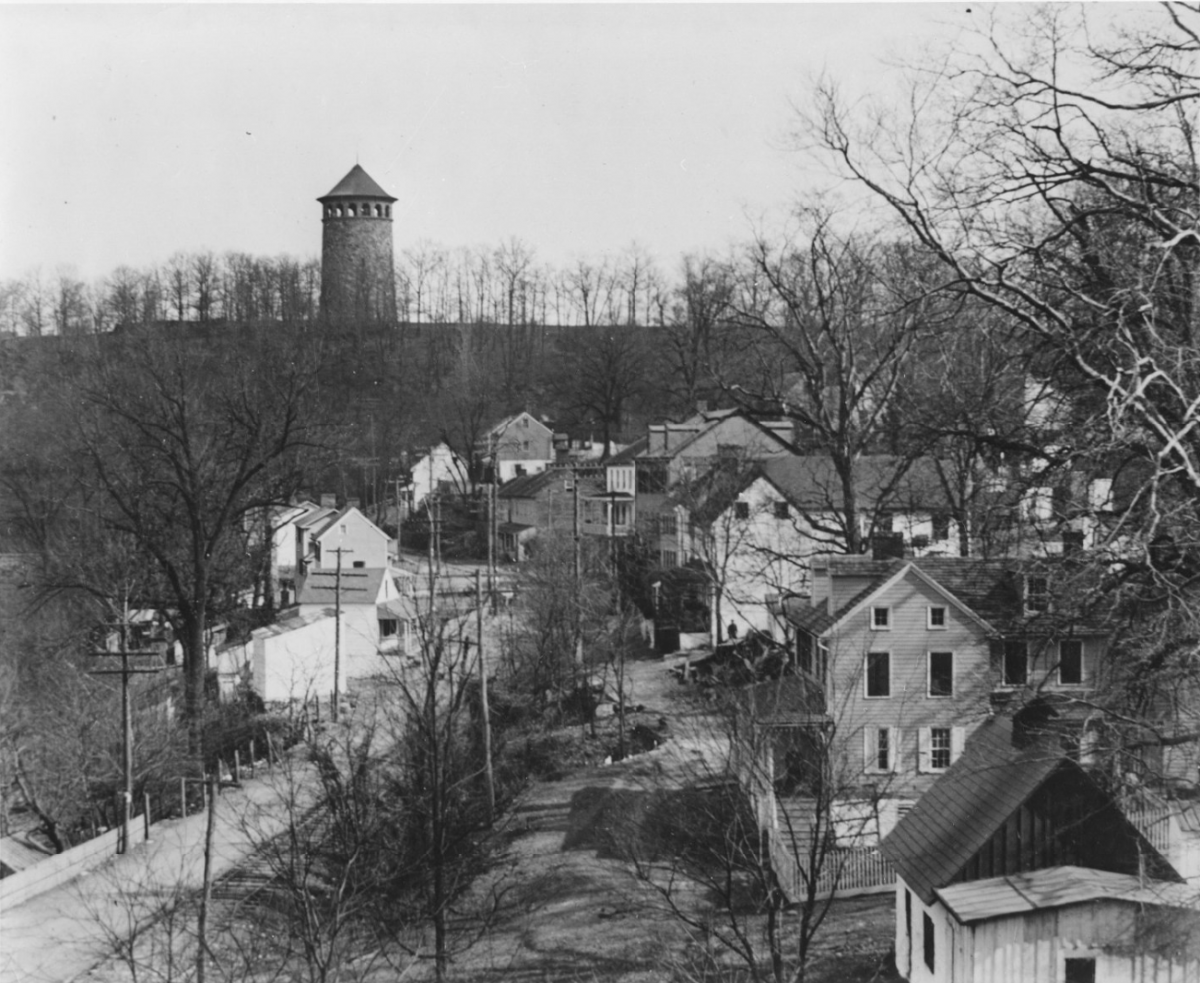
top-left (297, 505), bottom-right (391, 574)
top-left (496, 440), bottom-right (646, 561)
top-left (780, 556), bottom-right (1112, 825)
top-left (480, 411), bottom-right (555, 484)
top-left (656, 455), bottom-right (963, 644)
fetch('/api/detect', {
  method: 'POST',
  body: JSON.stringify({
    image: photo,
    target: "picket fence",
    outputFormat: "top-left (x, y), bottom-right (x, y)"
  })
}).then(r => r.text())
top-left (768, 828), bottom-right (895, 904)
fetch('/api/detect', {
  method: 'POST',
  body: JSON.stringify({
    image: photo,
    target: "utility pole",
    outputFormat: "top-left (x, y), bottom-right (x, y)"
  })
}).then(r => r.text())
top-left (475, 569), bottom-right (495, 821)
top-left (90, 598), bottom-right (170, 854)
top-left (573, 464), bottom-right (583, 670)
top-left (328, 546), bottom-right (351, 725)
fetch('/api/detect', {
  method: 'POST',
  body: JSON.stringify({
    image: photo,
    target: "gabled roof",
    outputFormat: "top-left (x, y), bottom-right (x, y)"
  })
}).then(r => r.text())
top-left (311, 506), bottom-right (388, 543)
top-left (605, 435), bottom-right (648, 466)
top-left (296, 568), bottom-right (388, 606)
top-left (497, 469), bottom-right (562, 500)
top-left (318, 164), bottom-right (396, 202)
top-left (834, 561), bottom-right (995, 635)
top-left (787, 556), bottom-right (1111, 638)
top-left (881, 715), bottom-right (1177, 904)
top-left (668, 412), bottom-right (798, 459)
top-left (760, 455), bottom-right (952, 512)
top-left (485, 411), bottom-right (554, 440)
top-left (934, 866), bottom-right (1198, 924)
top-left (296, 506), bottom-right (337, 530)
top-left (780, 596), bottom-right (835, 635)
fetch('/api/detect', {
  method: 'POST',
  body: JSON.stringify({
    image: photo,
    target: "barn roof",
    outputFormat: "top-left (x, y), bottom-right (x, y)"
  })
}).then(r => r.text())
top-left (934, 865), bottom-right (1198, 924)
top-left (881, 715), bottom-right (1177, 904)
top-left (881, 717), bottom-right (1063, 904)
top-left (318, 164), bottom-right (396, 202)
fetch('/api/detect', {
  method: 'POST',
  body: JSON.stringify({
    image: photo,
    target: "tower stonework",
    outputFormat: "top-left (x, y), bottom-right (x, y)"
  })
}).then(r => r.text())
top-left (318, 164), bottom-right (397, 324)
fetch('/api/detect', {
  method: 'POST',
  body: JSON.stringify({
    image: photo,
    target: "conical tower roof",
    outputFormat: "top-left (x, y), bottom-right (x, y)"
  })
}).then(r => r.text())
top-left (318, 164), bottom-right (396, 203)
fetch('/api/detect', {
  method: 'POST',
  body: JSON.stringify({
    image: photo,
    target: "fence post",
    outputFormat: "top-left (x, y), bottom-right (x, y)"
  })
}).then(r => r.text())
top-left (144, 792), bottom-right (152, 840)
top-left (249, 738), bottom-right (257, 778)
top-left (266, 731), bottom-right (275, 771)
top-left (234, 749), bottom-right (241, 785)
top-left (180, 776), bottom-right (188, 819)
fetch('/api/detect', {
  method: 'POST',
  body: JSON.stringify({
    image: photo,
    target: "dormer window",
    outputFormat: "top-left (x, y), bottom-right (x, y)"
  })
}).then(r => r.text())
top-left (1025, 576), bottom-right (1050, 613)
top-left (927, 606), bottom-right (947, 629)
top-left (773, 501), bottom-right (790, 520)
top-left (871, 607), bottom-right (891, 630)
top-left (734, 501), bottom-right (750, 520)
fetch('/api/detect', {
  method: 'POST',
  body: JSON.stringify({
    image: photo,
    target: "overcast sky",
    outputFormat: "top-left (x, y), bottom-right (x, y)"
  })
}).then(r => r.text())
top-left (0, 4), bottom-right (977, 282)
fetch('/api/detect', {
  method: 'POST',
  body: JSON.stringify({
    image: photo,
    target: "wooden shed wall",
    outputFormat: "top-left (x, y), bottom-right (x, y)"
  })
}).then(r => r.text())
top-left (950, 902), bottom-right (1200, 983)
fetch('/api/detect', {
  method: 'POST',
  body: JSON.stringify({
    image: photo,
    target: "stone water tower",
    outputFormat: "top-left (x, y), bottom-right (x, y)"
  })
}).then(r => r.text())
top-left (318, 164), bottom-right (397, 324)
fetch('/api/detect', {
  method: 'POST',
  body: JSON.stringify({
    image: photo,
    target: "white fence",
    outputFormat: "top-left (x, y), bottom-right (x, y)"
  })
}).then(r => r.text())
top-left (768, 827), bottom-right (895, 903)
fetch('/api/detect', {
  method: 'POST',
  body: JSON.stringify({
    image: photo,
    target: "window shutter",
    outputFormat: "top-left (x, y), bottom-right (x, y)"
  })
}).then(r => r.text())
top-left (864, 729), bottom-right (874, 770)
top-left (918, 728), bottom-right (932, 774)
top-left (892, 728), bottom-right (901, 773)
top-left (950, 727), bottom-right (965, 764)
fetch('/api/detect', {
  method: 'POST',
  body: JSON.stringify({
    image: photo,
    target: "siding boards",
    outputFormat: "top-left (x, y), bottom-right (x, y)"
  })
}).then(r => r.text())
top-left (829, 571), bottom-right (991, 795)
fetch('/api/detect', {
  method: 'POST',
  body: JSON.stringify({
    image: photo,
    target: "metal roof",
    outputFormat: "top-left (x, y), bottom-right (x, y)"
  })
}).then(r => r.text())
top-left (935, 866), bottom-right (1198, 924)
top-left (318, 164), bottom-right (396, 202)
top-left (295, 568), bottom-right (388, 605)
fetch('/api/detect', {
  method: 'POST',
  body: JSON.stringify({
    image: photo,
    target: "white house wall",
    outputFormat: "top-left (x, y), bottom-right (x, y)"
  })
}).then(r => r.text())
top-left (313, 509), bottom-right (389, 570)
top-left (411, 443), bottom-right (469, 506)
top-left (252, 615), bottom-right (345, 704)
top-left (824, 570), bottom-right (990, 801)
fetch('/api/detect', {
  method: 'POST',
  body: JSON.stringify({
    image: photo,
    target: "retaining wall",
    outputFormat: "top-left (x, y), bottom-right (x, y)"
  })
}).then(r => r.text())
top-left (0, 820), bottom-right (149, 909)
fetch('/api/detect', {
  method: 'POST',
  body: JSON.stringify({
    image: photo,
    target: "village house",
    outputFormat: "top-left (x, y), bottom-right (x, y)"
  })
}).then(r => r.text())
top-left (778, 556), bottom-right (1113, 823)
top-left (479, 411), bottom-right (555, 484)
top-left (292, 566), bottom-right (412, 679)
top-left (297, 504), bottom-right (391, 575)
top-left (651, 455), bottom-right (961, 644)
top-left (409, 442), bottom-right (470, 508)
top-left (495, 440), bottom-right (645, 561)
top-left (882, 713), bottom-right (1198, 983)
top-left (634, 408), bottom-right (797, 519)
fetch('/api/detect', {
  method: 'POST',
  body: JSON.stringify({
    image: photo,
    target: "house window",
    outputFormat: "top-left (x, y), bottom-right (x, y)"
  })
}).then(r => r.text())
top-left (865, 726), bottom-right (894, 772)
top-left (931, 512), bottom-right (950, 542)
top-left (352, 560), bottom-right (365, 569)
top-left (865, 651), bottom-right (890, 698)
top-left (1064, 958), bottom-right (1096, 983)
top-left (877, 511), bottom-right (894, 533)
top-left (610, 503), bottom-right (630, 527)
top-left (1058, 639), bottom-right (1084, 685)
top-left (929, 652), bottom-right (954, 697)
top-left (930, 728), bottom-right (952, 770)
top-left (871, 607), bottom-right (890, 630)
top-left (928, 606), bottom-right (946, 629)
top-left (660, 549), bottom-right (677, 568)
top-left (1026, 575), bottom-right (1050, 613)
top-left (379, 618), bottom-right (398, 638)
top-left (923, 913), bottom-right (935, 972)
top-left (734, 501), bottom-right (750, 519)
top-left (773, 501), bottom-right (790, 520)
top-left (660, 514), bottom-right (677, 535)
top-left (920, 726), bottom-right (963, 773)
top-left (1004, 641), bottom-right (1028, 685)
